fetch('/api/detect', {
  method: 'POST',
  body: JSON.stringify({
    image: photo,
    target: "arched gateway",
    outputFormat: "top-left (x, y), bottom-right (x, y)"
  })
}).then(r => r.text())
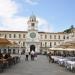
top-left (30, 45), bottom-right (35, 52)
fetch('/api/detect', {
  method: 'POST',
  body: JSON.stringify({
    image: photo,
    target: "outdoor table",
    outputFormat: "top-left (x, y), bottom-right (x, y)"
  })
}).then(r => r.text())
top-left (66, 60), bottom-right (75, 71)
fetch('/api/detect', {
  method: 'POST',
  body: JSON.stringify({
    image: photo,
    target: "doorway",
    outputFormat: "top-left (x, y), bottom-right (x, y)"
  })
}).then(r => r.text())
top-left (30, 45), bottom-right (35, 52)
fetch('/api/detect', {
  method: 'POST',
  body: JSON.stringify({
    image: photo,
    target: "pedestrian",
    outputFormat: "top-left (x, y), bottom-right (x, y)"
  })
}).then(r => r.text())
top-left (25, 49), bottom-right (29, 61)
top-left (30, 50), bottom-right (35, 61)
top-left (48, 52), bottom-right (52, 63)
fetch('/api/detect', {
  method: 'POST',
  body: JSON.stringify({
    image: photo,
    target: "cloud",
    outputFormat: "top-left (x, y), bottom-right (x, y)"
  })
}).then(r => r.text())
top-left (0, 0), bottom-right (18, 18)
top-left (0, 16), bottom-right (52, 32)
top-left (37, 17), bottom-right (53, 32)
top-left (25, 0), bottom-right (39, 5)
top-left (0, 0), bottom-right (52, 32)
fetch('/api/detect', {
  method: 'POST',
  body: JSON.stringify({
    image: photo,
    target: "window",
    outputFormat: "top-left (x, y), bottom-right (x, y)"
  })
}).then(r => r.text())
top-left (13, 49), bottom-right (16, 54)
top-left (0, 34), bottom-right (1, 36)
top-left (63, 35), bottom-right (65, 39)
top-left (14, 34), bottom-right (16, 38)
top-left (45, 42), bottom-right (47, 47)
top-left (32, 23), bottom-right (35, 26)
top-left (50, 35), bottom-right (52, 39)
top-left (5, 34), bottom-right (7, 38)
top-left (45, 35), bottom-right (47, 39)
top-left (23, 34), bottom-right (25, 38)
top-left (19, 34), bottom-right (21, 38)
top-left (54, 42), bottom-right (56, 45)
top-left (0, 49), bottom-right (1, 53)
top-left (41, 42), bottom-right (42, 47)
top-left (58, 35), bottom-right (60, 39)
top-left (8, 49), bottom-right (11, 53)
top-left (54, 35), bottom-right (56, 39)
top-left (41, 35), bottom-right (42, 39)
top-left (50, 42), bottom-right (52, 48)
top-left (9, 34), bottom-right (11, 38)
top-left (3, 49), bottom-right (7, 54)
top-left (67, 36), bottom-right (69, 39)
top-left (23, 42), bottom-right (25, 46)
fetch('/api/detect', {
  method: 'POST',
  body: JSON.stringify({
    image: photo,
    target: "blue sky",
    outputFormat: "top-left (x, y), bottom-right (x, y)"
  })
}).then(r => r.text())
top-left (0, 0), bottom-right (75, 32)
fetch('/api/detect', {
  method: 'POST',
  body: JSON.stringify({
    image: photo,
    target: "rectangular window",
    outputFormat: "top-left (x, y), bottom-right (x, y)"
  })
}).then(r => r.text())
top-left (67, 36), bottom-right (69, 39)
top-left (50, 42), bottom-right (52, 48)
top-left (54, 42), bottom-right (56, 45)
top-left (0, 49), bottom-right (1, 53)
top-left (19, 34), bottom-right (21, 38)
top-left (58, 35), bottom-right (60, 39)
top-left (23, 42), bottom-right (25, 46)
top-left (8, 49), bottom-right (11, 53)
top-left (63, 35), bottom-right (65, 39)
top-left (13, 49), bottom-right (16, 54)
top-left (3, 49), bottom-right (7, 54)
top-left (50, 35), bottom-right (52, 39)
top-left (41, 35), bottom-right (42, 39)
top-left (5, 34), bottom-right (7, 38)
top-left (9, 34), bottom-right (11, 38)
top-left (41, 42), bottom-right (42, 47)
top-left (45, 42), bottom-right (47, 47)
top-left (45, 35), bottom-right (47, 39)
top-left (0, 34), bottom-right (1, 37)
top-left (54, 35), bottom-right (56, 39)
top-left (14, 34), bottom-right (16, 38)
top-left (23, 34), bottom-right (25, 38)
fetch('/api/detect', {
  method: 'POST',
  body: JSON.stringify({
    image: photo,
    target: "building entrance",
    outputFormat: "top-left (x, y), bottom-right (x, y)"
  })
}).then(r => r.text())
top-left (30, 45), bottom-right (35, 52)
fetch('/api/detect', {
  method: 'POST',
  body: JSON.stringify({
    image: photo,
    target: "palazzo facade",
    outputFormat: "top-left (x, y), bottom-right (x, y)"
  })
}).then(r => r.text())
top-left (0, 15), bottom-right (75, 54)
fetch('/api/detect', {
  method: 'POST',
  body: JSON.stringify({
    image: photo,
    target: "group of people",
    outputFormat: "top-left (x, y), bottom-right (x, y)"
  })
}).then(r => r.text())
top-left (25, 50), bottom-right (37, 61)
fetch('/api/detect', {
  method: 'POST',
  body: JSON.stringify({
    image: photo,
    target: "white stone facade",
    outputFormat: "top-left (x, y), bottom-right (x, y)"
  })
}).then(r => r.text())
top-left (0, 15), bottom-right (75, 53)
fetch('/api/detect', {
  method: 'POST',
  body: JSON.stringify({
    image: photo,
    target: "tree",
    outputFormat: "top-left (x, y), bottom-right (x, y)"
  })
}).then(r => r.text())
top-left (70, 25), bottom-right (74, 29)
top-left (63, 25), bottom-right (74, 33)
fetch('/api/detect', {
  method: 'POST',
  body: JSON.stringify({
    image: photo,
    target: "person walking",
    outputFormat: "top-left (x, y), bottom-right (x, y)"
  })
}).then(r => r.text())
top-left (25, 49), bottom-right (29, 61)
top-left (30, 50), bottom-right (35, 61)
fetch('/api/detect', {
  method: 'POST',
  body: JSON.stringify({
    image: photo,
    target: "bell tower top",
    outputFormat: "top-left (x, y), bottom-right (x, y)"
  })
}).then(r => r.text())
top-left (29, 14), bottom-right (36, 22)
top-left (27, 14), bottom-right (38, 31)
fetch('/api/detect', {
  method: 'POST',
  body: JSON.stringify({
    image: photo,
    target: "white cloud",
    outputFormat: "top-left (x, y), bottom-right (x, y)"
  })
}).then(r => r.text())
top-left (0, 17), bottom-right (28, 31)
top-left (25, 0), bottom-right (39, 5)
top-left (0, 0), bottom-right (52, 32)
top-left (37, 17), bottom-right (53, 32)
top-left (0, 0), bottom-right (18, 18)
top-left (0, 16), bottom-right (52, 32)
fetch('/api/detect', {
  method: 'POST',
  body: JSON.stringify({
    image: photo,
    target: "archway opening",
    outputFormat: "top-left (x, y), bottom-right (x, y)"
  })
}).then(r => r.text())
top-left (30, 45), bottom-right (35, 52)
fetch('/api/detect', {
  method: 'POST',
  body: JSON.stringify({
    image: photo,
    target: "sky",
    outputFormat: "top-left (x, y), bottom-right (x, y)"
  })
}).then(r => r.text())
top-left (0, 0), bottom-right (75, 32)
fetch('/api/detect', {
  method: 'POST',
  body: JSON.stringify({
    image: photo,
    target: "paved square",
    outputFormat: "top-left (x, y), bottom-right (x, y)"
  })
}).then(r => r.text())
top-left (0, 55), bottom-right (75, 75)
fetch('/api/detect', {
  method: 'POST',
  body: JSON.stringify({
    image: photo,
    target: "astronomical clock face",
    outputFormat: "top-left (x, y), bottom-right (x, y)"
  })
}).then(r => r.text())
top-left (30, 32), bottom-right (36, 38)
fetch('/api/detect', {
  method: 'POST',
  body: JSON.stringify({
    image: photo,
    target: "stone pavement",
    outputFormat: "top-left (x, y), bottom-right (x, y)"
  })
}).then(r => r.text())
top-left (0, 55), bottom-right (75, 75)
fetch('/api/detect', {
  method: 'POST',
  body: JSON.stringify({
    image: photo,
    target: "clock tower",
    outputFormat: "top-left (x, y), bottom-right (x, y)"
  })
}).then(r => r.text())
top-left (27, 15), bottom-right (38, 31)
top-left (26, 14), bottom-right (40, 53)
